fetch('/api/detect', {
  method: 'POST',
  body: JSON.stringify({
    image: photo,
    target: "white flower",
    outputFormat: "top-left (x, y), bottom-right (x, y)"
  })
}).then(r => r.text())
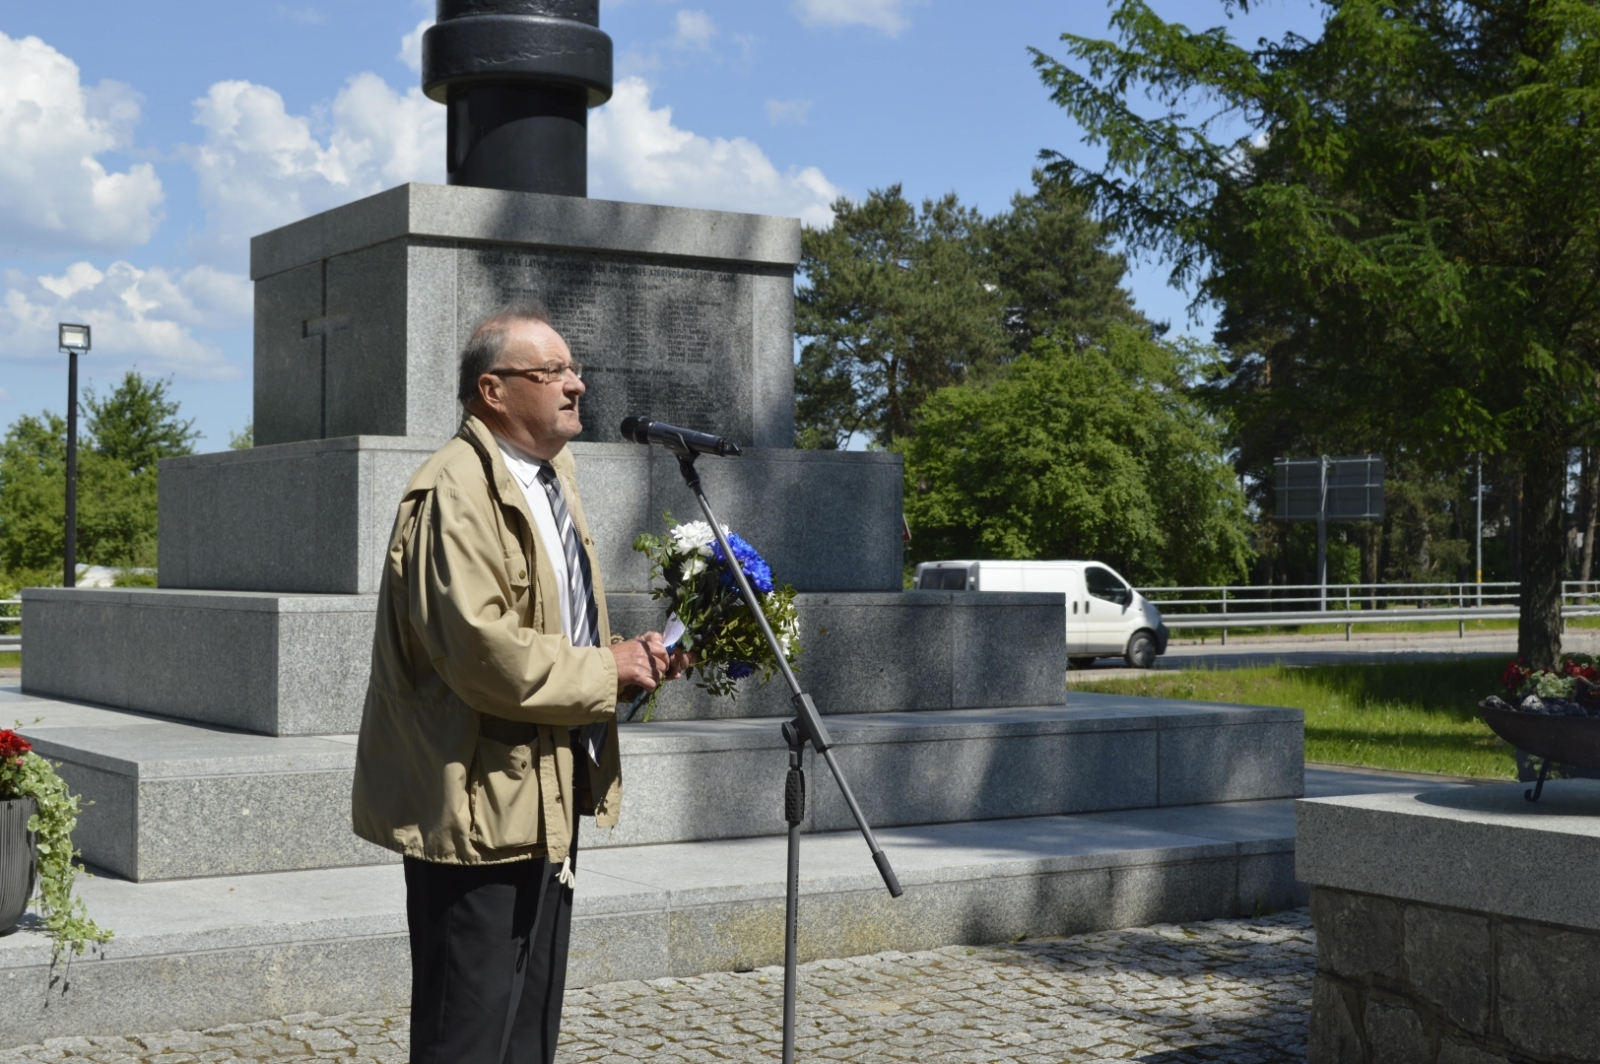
top-left (668, 520), bottom-right (725, 558)
top-left (779, 615), bottom-right (799, 656)
top-left (681, 556), bottom-right (707, 579)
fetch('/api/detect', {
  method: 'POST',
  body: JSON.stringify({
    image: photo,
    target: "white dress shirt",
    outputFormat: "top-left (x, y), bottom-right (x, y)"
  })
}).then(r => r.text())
top-left (495, 436), bottom-right (573, 640)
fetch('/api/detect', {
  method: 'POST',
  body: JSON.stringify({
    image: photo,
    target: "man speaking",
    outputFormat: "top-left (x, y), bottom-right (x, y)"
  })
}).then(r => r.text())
top-left (352, 302), bottom-right (675, 1064)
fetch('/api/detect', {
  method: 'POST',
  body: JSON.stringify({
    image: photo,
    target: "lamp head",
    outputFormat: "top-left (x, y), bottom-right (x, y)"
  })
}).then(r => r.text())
top-left (59, 323), bottom-right (90, 353)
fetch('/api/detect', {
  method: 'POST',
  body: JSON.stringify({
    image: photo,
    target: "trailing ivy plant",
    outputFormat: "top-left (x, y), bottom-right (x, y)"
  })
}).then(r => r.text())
top-left (0, 729), bottom-right (112, 962)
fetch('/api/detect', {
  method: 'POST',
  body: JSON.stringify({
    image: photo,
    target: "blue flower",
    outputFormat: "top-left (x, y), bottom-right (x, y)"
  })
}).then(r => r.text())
top-left (712, 532), bottom-right (775, 595)
top-left (728, 661), bottom-right (755, 679)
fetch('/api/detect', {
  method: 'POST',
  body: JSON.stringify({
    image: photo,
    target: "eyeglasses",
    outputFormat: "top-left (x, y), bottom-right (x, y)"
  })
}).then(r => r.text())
top-left (489, 361), bottom-right (584, 384)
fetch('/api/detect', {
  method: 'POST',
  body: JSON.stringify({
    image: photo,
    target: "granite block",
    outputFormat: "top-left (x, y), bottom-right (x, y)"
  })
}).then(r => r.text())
top-left (157, 441), bottom-right (902, 596)
top-left (1307, 975), bottom-right (1365, 1064)
top-left (0, 787), bottom-right (1312, 1046)
top-left (20, 587), bottom-right (1060, 733)
top-left (1107, 857), bottom-right (1238, 928)
top-left (1437, 1043), bottom-right (1512, 1064)
top-left (251, 186), bottom-right (800, 448)
top-left (0, 934), bottom-right (410, 1049)
top-left (250, 184), bottom-right (802, 281)
top-left (568, 907), bottom-right (671, 987)
top-left (1363, 997), bottom-right (1431, 1064)
top-left (324, 240), bottom-right (410, 439)
top-left (404, 241), bottom-right (461, 441)
top-left (21, 720), bottom-right (390, 881)
top-left (750, 270), bottom-right (795, 449)
top-left (805, 725), bottom-right (1157, 835)
top-left (1236, 850), bottom-right (1307, 913)
top-left (1159, 719), bottom-right (1305, 805)
top-left (8, 687), bottom-right (1306, 875)
top-left (1404, 904), bottom-right (1491, 1035)
top-left (1296, 781), bottom-right (1600, 932)
top-left (21, 588), bottom-right (376, 736)
top-left (625, 591), bottom-right (1063, 721)
top-left (1496, 920), bottom-right (1600, 1061)
top-left (1310, 887), bottom-right (1403, 984)
top-left (253, 262), bottom-right (325, 448)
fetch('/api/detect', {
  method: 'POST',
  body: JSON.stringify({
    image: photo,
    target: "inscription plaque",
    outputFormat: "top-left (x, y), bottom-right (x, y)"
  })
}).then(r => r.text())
top-left (457, 249), bottom-right (756, 444)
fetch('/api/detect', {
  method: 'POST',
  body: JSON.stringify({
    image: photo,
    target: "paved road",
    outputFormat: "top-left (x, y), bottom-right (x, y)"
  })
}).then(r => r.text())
top-left (0, 910), bottom-right (1314, 1064)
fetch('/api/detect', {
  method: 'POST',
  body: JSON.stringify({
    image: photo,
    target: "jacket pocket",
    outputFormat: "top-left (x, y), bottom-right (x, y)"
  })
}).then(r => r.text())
top-left (503, 549), bottom-right (532, 621)
top-left (467, 735), bottom-right (544, 851)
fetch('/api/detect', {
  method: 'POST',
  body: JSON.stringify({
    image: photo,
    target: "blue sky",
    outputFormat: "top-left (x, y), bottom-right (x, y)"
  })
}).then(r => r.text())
top-left (0, 0), bottom-right (1326, 450)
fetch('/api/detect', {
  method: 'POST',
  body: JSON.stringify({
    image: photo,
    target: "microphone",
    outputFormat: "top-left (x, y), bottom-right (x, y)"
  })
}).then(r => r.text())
top-left (619, 416), bottom-right (742, 458)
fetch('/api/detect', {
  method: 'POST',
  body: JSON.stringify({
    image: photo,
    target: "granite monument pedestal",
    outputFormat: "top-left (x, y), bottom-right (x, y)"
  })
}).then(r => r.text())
top-left (1298, 781), bottom-right (1600, 1064)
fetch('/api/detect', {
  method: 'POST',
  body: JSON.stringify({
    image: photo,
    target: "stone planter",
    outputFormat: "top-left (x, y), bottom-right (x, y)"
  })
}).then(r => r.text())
top-left (0, 796), bottom-right (37, 934)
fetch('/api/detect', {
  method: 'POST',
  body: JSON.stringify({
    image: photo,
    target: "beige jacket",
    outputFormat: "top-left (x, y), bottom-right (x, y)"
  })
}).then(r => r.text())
top-left (351, 415), bottom-right (622, 867)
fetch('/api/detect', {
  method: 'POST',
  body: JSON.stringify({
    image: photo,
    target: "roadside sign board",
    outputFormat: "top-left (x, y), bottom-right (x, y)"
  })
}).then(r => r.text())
top-left (1274, 456), bottom-right (1384, 522)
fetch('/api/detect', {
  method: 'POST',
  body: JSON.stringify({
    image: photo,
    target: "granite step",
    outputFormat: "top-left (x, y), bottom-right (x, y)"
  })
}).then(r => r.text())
top-left (0, 793), bottom-right (1312, 1048)
top-left (157, 438), bottom-right (906, 596)
top-left (19, 588), bottom-right (1068, 735)
top-left (4, 685), bottom-right (1302, 883)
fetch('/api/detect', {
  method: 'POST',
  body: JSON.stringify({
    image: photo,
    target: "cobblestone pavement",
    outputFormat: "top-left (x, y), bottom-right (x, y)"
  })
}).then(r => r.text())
top-left (0, 910), bottom-right (1314, 1064)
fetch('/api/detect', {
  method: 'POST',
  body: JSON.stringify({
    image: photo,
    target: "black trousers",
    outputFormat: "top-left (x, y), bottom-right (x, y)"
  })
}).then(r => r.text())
top-left (404, 822), bottom-right (578, 1064)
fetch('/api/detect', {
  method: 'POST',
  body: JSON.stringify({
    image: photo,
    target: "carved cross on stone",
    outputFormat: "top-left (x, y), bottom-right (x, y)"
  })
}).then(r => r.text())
top-left (302, 312), bottom-right (352, 438)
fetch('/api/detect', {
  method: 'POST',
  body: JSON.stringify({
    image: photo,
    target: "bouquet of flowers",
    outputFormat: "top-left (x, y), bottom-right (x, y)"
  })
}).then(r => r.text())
top-left (630, 516), bottom-right (800, 719)
top-left (1484, 654), bottom-right (1600, 717)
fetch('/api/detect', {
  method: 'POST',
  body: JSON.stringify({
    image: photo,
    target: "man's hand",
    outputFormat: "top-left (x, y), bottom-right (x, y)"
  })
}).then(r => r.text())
top-left (610, 632), bottom-right (670, 692)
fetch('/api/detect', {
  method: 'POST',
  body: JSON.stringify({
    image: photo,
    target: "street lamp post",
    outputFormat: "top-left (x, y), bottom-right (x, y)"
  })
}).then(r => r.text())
top-left (59, 323), bottom-right (90, 588)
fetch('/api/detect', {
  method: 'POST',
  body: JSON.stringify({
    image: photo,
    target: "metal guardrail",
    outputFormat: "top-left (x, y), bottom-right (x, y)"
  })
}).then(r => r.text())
top-left (0, 597), bottom-right (17, 653)
top-left (1134, 581), bottom-right (1600, 643)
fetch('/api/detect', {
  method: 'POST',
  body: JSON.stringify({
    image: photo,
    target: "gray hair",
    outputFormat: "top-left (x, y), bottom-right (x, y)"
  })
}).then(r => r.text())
top-left (457, 299), bottom-right (553, 406)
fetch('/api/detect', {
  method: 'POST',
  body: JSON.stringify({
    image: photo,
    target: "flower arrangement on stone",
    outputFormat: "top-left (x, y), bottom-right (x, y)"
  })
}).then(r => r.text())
top-left (629, 517), bottom-right (800, 721)
top-left (0, 728), bottom-right (112, 961)
top-left (1482, 655), bottom-right (1600, 718)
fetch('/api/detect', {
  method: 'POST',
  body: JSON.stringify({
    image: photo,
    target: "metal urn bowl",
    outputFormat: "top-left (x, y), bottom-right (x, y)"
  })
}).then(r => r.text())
top-left (1479, 702), bottom-right (1600, 801)
top-left (0, 797), bottom-right (37, 934)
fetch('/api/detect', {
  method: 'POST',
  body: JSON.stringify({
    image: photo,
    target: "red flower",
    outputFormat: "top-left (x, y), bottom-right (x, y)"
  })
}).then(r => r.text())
top-left (1500, 658), bottom-right (1530, 695)
top-left (0, 729), bottom-right (31, 764)
top-left (1562, 660), bottom-right (1600, 682)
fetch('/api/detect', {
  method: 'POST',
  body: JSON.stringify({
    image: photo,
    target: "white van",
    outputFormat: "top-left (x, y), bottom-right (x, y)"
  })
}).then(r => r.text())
top-left (913, 559), bottom-right (1170, 669)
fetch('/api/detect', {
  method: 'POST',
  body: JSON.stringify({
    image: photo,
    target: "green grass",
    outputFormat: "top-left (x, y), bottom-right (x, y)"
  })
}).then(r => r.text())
top-left (1076, 659), bottom-right (1517, 779)
top-left (0, 651), bottom-right (17, 670)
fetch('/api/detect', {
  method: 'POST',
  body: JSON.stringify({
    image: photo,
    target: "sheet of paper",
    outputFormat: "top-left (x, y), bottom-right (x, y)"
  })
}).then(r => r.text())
top-left (663, 614), bottom-right (687, 650)
top-left (582, 721), bottom-right (606, 766)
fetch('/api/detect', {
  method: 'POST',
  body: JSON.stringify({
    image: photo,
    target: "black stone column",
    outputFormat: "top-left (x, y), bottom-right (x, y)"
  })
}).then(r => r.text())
top-left (422, 1), bottom-right (612, 197)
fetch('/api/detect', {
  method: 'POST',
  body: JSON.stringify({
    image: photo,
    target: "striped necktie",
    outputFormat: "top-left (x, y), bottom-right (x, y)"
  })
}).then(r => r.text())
top-left (536, 464), bottom-right (599, 648)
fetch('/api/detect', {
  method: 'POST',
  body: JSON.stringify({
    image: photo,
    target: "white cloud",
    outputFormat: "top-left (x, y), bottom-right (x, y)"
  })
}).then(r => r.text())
top-left (590, 78), bottom-right (840, 227)
top-left (280, 6), bottom-right (327, 25)
top-left (0, 387), bottom-right (11, 403)
top-left (399, 17), bottom-right (432, 75)
top-left (187, 73), bottom-right (445, 266)
top-left (0, 32), bottom-right (164, 253)
top-left (792, 0), bottom-right (914, 35)
top-left (671, 10), bottom-right (717, 50)
top-left (0, 261), bottom-right (249, 380)
top-left (765, 98), bottom-right (812, 126)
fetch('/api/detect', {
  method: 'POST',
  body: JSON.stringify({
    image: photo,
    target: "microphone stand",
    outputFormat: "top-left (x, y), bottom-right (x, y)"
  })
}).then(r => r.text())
top-left (661, 435), bottom-right (903, 1064)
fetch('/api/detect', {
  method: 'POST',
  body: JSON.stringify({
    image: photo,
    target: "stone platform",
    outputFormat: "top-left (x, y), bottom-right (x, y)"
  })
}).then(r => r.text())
top-left (0, 765), bottom-right (1426, 1049)
top-left (3, 684), bottom-right (1301, 881)
top-left (20, 589), bottom-right (1068, 732)
top-left (157, 439), bottom-right (905, 596)
top-left (1298, 781), bottom-right (1600, 1064)
top-left (249, 184), bottom-right (798, 449)
top-left (0, 786), bottom-right (1303, 1047)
